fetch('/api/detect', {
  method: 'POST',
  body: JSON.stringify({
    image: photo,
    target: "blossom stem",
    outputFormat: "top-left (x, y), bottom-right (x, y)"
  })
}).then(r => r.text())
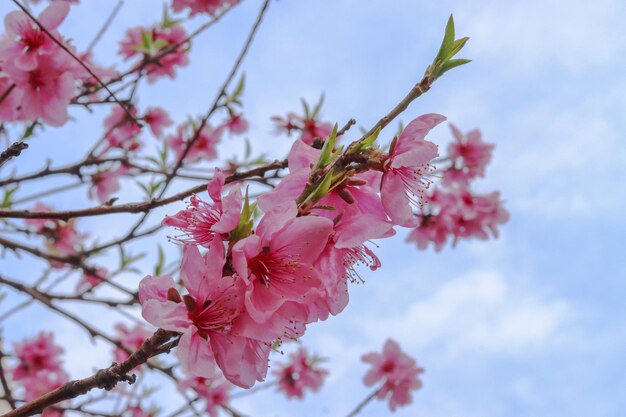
top-left (344, 387), bottom-right (383, 417)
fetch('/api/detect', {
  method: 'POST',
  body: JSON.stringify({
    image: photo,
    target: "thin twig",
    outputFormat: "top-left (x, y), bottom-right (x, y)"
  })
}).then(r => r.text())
top-left (344, 387), bottom-right (382, 417)
top-left (0, 346), bottom-right (17, 410)
top-left (86, 0), bottom-right (124, 53)
top-left (0, 160), bottom-right (287, 220)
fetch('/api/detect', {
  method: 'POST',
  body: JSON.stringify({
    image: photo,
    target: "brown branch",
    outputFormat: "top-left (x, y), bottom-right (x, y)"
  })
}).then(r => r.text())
top-left (0, 160), bottom-right (287, 220)
top-left (0, 157), bottom-right (125, 187)
top-left (10, 0), bottom-right (139, 126)
top-left (0, 141), bottom-right (28, 168)
top-left (355, 72), bottom-right (435, 144)
top-left (0, 345), bottom-right (17, 410)
top-left (0, 274), bottom-right (124, 342)
top-left (0, 237), bottom-right (135, 297)
top-left (3, 329), bottom-right (176, 417)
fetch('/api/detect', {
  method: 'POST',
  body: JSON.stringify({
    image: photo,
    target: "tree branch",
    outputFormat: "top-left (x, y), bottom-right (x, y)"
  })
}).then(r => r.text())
top-left (0, 159), bottom-right (287, 220)
top-left (3, 329), bottom-right (176, 417)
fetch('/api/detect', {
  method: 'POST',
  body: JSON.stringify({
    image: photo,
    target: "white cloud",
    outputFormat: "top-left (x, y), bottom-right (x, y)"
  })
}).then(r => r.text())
top-left (360, 270), bottom-right (570, 359)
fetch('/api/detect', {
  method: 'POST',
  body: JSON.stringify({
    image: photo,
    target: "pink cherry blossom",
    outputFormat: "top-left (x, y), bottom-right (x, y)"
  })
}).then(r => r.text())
top-left (257, 140), bottom-right (392, 315)
top-left (445, 124), bottom-right (494, 183)
top-left (0, 2), bottom-right (69, 71)
top-left (0, 73), bottom-right (23, 121)
top-left (163, 168), bottom-right (242, 246)
top-left (2, 52), bottom-right (76, 126)
top-left (75, 267), bottom-right (109, 293)
top-left (103, 106), bottom-right (142, 151)
top-left (232, 201), bottom-right (333, 323)
top-left (143, 107), bottom-right (173, 137)
top-left (167, 121), bottom-right (223, 163)
top-left (113, 323), bottom-right (152, 364)
top-left (171, 0), bottom-right (239, 17)
top-left (23, 369), bottom-right (69, 417)
top-left (24, 202), bottom-right (57, 233)
top-left (88, 165), bottom-right (129, 203)
top-left (271, 111), bottom-right (333, 145)
top-left (224, 113), bottom-right (249, 135)
top-left (380, 113), bottom-right (443, 227)
top-left (119, 24), bottom-right (189, 83)
top-left (361, 339), bottom-right (424, 411)
top-left (179, 374), bottom-right (231, 417)
top-left (11, 332), bottom-right (64, 381)
top-left (139, 241), bottom-right (273, 388)
top-left (407, 188), bottom-right (509, 250)
top-left (273, 347), bottom-right (328, 399)
top-left (24, 203), bottom-right (85, 266)
top-left (124, 406), bottom-right (153, 417)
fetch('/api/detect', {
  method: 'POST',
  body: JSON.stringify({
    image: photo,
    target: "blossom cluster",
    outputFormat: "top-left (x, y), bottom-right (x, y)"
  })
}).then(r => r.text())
top-left (9, 332), bottom-right (69, 417)
top-left (0, 2), bottom-right (116, 127)
top-left (139, 113), bottom-right (457, 389)
top-left (407, 125), bottom-right (509, 250)
top-left (362, 339), bottom-right (424, 411)
top-left (273, 347), bottom-right (328, 399)
top-left (24, 202), bottom-right (85, 266)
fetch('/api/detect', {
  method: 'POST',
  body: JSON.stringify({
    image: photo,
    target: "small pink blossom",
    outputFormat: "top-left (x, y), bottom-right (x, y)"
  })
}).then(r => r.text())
top-left (103, 106), bottom-right (142, 151)
top-left (179, 374), bottom-right (231, 417)
top-left (124, 406), bottom-right (153, 417)
top-left (167, 121), bottom-right (223, 163)
top-left (11, 332), bottom-right (64, 381)
top-left (24, 203), bottom-right (85, 266)
top-left (143, 107), bottom-right (173, 137)
top-left (445, 124), bottom-right (494, 183)
top-left (119, 24), bottom-right (189, 83)
top-left (271, 111), bottom-right (333, 145)
top-left (273, 347), bottom-right (328, 399)
top-left (75, 267), bottom-right (108, 293)
top-left (23, 369), bottom-right (69, 417)
top-left (224, 113), bottom-right (249, 135)
top-left (88, 165), bottom-right (129, 203)
top-left (171, 0), bottom-right (239, 17)
top-left (163, 168), bottom-right (242, 246)
top-left (362, 339), bottom-right (424, 412)
top-left (380, 113), bottom-right (443, 227)
top-left (113, 323), bottom-right (152, 364)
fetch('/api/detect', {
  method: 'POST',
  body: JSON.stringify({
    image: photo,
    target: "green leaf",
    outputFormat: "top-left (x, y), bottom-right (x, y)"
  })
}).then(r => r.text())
top-left (435, 14), bottom-right (456, 62)
top-left (231, 74), bottom-right (246, 102)
top-left (301, 98), bottom-right (311, 119)
top-left (357, 126), bottom-right (381, 152)
top-left (313, 124), bottom-right (338, 171)
top-left (230, 187), bottom-right (255, 242)
top-left (154, 245), bottom-right (165, 276)
top-left (440, 58), bottom-right (472, 74)
top-left (308, 167), bottom-right (335, 202)
top-left (21, 123), bottom-right (37, 140)
top-left (1, 185), bottom-right (18, 209)
top-left (312, 93), bottom-right (325, 118)
top-left (446, 37), bottom-right (469, 60)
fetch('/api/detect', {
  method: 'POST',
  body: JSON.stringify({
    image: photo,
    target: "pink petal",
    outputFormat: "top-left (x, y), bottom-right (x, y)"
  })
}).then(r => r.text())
top-left (39, 2), bottom-right (70, 30)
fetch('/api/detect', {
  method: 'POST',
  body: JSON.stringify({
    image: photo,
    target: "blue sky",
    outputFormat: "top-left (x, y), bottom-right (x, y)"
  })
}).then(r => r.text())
top-left (1, 1), bottom-right (626, 416)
